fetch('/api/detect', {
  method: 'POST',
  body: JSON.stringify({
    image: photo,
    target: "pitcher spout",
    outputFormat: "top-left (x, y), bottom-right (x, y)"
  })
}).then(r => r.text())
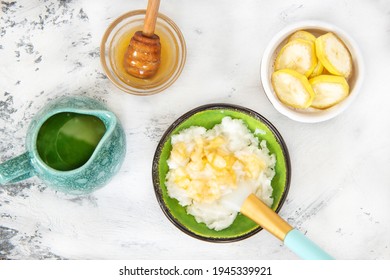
top-left (95, 110), bottom-right (118, 131)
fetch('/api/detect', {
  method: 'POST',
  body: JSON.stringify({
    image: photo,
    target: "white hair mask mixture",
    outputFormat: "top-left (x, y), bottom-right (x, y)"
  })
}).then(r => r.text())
top-left (165, 116), bottom-right (276, 231)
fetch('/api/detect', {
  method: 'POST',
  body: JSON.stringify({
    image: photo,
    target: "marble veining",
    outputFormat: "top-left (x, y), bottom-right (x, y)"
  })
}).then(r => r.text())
top-left (1, 0), bottom-right (390, 259)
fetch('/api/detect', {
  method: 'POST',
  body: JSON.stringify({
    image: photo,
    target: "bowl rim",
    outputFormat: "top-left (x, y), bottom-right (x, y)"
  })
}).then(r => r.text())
top-left (152, 103), bottom-right (291, 243)
top-left (260, 20), bottom-right (365, 123)
top-left (100, 10), bottom-right (187, 96)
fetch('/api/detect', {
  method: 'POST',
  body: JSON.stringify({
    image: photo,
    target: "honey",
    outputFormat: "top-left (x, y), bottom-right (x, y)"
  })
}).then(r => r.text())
top-left (113, 24), bottom-right (177, 88)
top-left (101, 10), bottom-right (186, 95)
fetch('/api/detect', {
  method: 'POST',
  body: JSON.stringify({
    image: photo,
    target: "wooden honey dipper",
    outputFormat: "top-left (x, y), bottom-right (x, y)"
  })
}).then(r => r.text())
top-left (124, 0), bottom-right (161, 79)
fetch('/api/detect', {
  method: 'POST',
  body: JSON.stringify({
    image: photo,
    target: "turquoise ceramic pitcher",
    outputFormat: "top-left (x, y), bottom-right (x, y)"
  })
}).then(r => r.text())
top-left (0, 96), bottom-right (126, 194)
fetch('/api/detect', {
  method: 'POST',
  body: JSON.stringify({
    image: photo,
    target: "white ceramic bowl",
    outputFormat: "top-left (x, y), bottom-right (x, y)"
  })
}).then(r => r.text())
top-left (260, 21), bottom-right (364, 123)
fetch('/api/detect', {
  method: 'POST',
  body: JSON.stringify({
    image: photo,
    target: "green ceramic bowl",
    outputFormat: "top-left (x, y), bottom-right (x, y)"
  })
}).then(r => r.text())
top-left (152, 104), bottom-right (291, 242)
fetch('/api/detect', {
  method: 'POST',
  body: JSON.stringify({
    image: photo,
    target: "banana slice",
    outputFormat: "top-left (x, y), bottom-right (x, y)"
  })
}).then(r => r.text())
top-left (315, 32), bottom-right (353, 79)
top-left (272, 69), bottom-right (315, 109)
top-left (289, 30), bottom-right (316, 43)
top-left (309, 75), bottom-right (349, 109)
top-left (275, 39), bottom-right (317, 77)
top-left (309, 60), bottom-right (324, 78)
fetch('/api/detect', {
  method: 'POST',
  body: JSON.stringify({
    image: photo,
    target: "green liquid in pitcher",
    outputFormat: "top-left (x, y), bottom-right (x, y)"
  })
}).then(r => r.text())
top-left (36, 112), bottom-right (106, 171)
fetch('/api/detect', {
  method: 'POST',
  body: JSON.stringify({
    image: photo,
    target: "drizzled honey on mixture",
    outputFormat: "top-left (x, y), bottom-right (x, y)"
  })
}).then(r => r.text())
top-left (169, 135), bottom-right (266, 203)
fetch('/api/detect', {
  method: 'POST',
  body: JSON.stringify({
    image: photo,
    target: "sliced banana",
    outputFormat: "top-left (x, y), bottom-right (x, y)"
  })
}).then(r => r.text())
top-left (309, 60), bottom-right (324, 78)
top-left (309, 75), bottom-right (349, 109)
top-left (272, 69), bottom-right (315, 109)
top-left (289, 30), bottom-right (316, 43)
top-left (315, 32), bottom-right (353, 79)
top-left (275, 39), bottom-right (317, 77)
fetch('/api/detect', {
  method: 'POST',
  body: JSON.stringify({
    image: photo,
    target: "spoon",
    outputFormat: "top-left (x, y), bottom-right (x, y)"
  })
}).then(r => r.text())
top-left (124, 0), bottom-right (161, 79)
top-left (221, 184), bottom-right (334, 260)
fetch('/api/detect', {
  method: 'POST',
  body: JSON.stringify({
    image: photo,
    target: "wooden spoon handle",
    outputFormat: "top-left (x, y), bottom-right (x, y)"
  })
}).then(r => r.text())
top-left (241, 194), bottom-right (333, 260)
top-left (240, 194), bottom-right (292, 241)
top-left (143, 0), bottom-right (161, 37)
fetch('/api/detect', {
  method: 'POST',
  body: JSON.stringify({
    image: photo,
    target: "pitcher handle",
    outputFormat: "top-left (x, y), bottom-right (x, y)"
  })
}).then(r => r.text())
top-left (0, 152), bottom-right (34, 185)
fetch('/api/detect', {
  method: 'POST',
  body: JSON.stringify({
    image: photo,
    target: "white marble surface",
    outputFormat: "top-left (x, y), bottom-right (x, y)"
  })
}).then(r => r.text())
top-left (1, 0), bottom-right (390, 260)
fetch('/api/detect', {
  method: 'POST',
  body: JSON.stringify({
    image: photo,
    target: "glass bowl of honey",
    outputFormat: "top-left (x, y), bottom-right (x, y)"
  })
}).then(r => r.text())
top-left (100, 10), bottom-right (186, 95)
